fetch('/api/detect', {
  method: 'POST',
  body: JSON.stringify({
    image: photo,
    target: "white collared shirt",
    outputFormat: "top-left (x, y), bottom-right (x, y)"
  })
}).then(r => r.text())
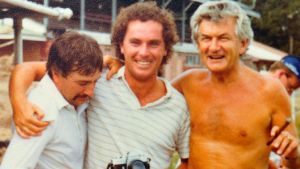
top-left (1, 74), bottom-right (88, 169)
top-left (86, 67), bottom-right (190, 169)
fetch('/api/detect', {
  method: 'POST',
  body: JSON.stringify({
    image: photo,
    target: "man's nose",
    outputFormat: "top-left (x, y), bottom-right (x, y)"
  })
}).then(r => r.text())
top-left (83, 83), bottom-right (96, 98)
top-left (139, 44), bottom-right (149, 56)
top-left (209, 39), bottom-right (220, 51)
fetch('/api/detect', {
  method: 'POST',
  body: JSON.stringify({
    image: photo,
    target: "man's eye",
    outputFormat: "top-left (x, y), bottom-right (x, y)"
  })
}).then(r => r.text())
top-left (200, 37), bottom-right (210, 41)
top-left (220, 37), bottom-right (230, 41)
top-left (149, 42), bottom-right (160, 47)
top-left (130, 40), bottom-right (140, 46)
top-left (78, 82), bottom-right (88, 86)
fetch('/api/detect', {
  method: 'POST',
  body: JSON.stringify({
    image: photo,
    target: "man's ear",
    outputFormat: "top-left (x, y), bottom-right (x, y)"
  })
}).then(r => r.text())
top-left (51, 67), bottom-right (61, 82)
top-left (274, 69), bottom-right (286, 79)
top-left (239, 39), bottom-right (250, 55)
top-left (120, 42), bottom-right (124, 54)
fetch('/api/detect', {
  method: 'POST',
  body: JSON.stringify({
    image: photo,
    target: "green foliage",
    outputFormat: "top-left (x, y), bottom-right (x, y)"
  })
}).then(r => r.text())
top-left (169, 152), bottom-right (180, 169)
top-left (252, 0), bottom-right (300, 55)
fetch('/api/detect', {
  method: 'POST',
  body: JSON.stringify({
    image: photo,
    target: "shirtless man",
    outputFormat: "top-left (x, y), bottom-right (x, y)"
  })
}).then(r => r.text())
top-left (171, 1), bottom-right (299, 169)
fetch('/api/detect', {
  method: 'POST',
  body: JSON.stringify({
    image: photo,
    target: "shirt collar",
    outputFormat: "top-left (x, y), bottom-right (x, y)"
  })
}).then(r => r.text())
top-left (114, 66), bottom-right (173, 108)
top-left (40, 74), bottom-right (88, 113)
top-left (40, 74), bottom-right (69, 110)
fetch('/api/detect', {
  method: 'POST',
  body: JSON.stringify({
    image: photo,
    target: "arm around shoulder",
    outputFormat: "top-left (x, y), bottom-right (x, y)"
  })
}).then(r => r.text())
top-left (268, 78), bottom-right (300, 162)
top-left (9, 61), bottom-right (49, 138)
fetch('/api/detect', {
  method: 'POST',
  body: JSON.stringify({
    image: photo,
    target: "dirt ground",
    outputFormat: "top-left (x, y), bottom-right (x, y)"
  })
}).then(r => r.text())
top-left (0, 55), bottom-right (13, 162)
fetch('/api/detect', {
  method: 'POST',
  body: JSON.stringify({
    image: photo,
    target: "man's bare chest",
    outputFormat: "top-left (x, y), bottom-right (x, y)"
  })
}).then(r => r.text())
top-left (186, 88), bottom-right (271, 144)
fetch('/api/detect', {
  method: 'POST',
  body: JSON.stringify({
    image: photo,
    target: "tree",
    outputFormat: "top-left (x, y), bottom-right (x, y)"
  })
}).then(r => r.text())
top-left (252, 0), bottom-right (300, 55)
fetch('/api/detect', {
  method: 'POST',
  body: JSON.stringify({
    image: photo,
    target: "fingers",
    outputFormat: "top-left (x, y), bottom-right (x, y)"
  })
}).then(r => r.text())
top-left (32, 104), bottom-right (45, 120)
top-left (13, 103), bottom-right (49, 138)
top-left (106, 68), bottom-right (115, 80)
top-left (15, 116), bottom-right (48, 138)
top-left (275, 131), bottom-right (291, 155)
top-left (103, 55), bottom-right (123, 80)
top-left (27, 117), bottom-right (49, 131)
top-left (271, 131), bottom-right (299, 158)
top-left (271, 126), bottom-right (280, 137)
top-left (106, 64), bottom-right (121, 80)
top-left (282, 134), bottom-right (299, 157)
top-left (106, 59), bottom-right (123, 80)
top-left (25, 115), bottom-right (49, 133)
top-left (16, 126), bottom-right (30, 139)
top-left (16, 125), bottom-right (41, 138)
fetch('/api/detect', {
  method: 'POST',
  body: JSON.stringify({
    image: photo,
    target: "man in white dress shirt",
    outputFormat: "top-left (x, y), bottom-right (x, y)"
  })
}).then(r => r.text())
top-left (1, 31), bottom-right (102, 169)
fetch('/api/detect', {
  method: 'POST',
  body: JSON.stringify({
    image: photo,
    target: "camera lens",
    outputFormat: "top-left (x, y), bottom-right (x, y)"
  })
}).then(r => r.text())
top-left (128, 160), bottom-right (146, 169)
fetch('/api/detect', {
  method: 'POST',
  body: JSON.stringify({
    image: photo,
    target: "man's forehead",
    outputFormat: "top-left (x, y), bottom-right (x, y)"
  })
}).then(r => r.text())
top-left (127, 19), bottom-right (163, 29)
top-left (67, 70), bottom-right (101, 79)
top-left (125, 20), bottom-right (164, 39)
top-left (199, 17), bottom-right (237, 35)
top-left (200, 16), bottom-right (236, 25)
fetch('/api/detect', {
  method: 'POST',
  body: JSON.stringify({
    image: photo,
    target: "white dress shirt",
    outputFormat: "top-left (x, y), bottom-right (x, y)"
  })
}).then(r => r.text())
top-left (1, 74), bottom-right (88, 169)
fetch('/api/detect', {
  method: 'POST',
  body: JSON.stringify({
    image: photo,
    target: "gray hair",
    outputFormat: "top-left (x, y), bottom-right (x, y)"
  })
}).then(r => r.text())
top-left (190, 0), bottom-right (254, 44)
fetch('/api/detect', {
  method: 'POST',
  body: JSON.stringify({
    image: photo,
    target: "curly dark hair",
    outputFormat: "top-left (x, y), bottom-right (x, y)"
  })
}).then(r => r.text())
top-left (47, 31), bottom-right (103, 78)
top-left (111, 1), bottom-right (179, 66)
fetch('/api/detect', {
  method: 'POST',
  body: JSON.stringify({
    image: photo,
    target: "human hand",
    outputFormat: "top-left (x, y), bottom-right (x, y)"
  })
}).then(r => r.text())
top-left (270, 126), bottom-right (299, 158)
top-left (12, 99), bottom-right (49, 138)
top-left (103, 55), bottom-right (123, 80)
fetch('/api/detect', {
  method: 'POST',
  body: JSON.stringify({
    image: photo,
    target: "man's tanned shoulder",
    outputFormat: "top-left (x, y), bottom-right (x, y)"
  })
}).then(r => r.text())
top-left (172, 68), bottom-right (208, 93)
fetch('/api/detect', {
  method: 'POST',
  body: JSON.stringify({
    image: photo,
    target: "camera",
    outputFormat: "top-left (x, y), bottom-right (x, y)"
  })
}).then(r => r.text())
top-left (106, 153), bottom-right (151, 169)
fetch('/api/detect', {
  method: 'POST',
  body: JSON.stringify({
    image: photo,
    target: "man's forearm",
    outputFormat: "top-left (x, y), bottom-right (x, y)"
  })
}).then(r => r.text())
top-left (9, 62), bottom-right (46, 103)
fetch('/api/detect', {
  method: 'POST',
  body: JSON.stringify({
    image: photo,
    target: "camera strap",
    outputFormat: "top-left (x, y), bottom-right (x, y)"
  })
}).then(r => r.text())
top-left (102, 117), bottom-right (128, 156)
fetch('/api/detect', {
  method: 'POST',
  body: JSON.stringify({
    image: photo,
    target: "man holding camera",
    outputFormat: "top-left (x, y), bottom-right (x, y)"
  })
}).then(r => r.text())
top-left (8, 2), bottom-right (190, 169)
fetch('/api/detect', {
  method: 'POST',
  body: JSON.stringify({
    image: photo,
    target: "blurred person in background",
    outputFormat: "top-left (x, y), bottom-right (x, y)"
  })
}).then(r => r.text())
top-left (268, 55), bottom-right (300, 95)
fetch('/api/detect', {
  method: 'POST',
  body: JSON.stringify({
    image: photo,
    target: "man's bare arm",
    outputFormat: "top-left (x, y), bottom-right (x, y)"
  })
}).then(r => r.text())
top-left (9, 61), bottom-right (48, 138)
top-left (103, 55), bottom-right (123, 80)
top-left (268, 80), bottom-right (299, 167)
